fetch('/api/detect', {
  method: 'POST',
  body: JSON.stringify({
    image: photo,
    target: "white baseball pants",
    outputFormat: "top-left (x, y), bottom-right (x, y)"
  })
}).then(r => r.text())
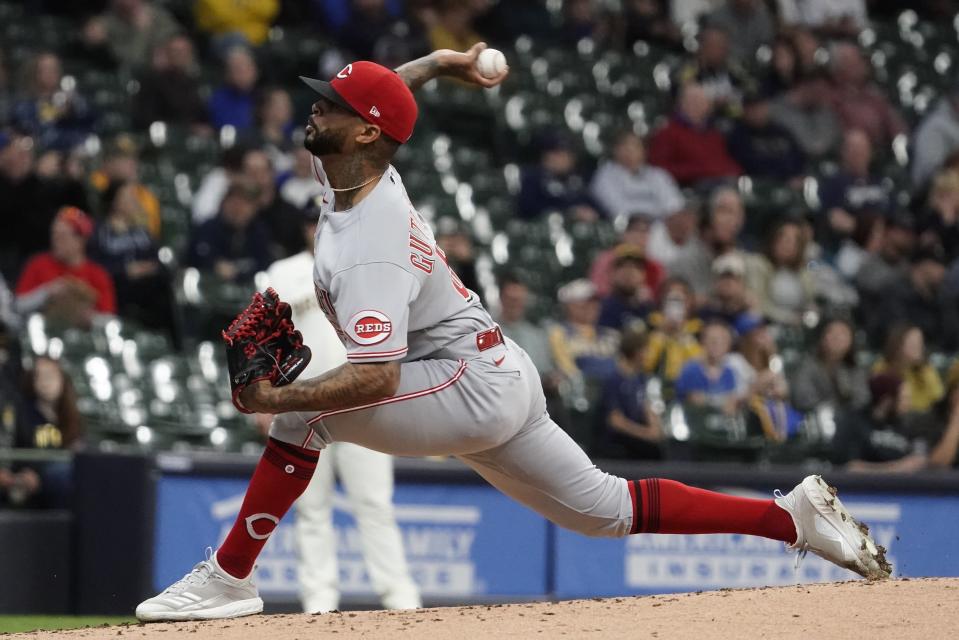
top-left (295, 442), bottom-right (421, 613)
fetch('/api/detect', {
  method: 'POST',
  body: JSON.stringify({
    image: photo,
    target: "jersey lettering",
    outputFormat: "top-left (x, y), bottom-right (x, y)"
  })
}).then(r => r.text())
top-left (436, 246), bottom-right (471, 301)
top-left (408, 214), bottom-right (435, 274)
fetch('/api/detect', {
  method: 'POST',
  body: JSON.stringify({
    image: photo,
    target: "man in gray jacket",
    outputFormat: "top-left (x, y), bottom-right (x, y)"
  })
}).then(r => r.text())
top-left (911, 85), bottom-right (959, 188)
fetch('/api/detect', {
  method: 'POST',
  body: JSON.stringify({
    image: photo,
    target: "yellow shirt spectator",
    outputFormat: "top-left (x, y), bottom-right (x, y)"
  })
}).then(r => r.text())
top-left (873, 359), bottom-right (944, 413)
top-left (643, 312), bottom-right (702, 383)
top-left (195, 0), bottom-right (279, 46)
top-left (90, 171), bottom-right (162, 239)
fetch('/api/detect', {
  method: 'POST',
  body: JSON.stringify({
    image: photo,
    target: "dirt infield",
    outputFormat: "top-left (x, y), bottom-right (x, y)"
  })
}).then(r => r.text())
top-left (9, 578), bottom-right (958, 640)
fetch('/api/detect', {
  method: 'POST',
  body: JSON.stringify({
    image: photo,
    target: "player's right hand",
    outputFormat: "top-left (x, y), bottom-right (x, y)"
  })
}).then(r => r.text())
top-left (434, 42), bottom-right (509, 89)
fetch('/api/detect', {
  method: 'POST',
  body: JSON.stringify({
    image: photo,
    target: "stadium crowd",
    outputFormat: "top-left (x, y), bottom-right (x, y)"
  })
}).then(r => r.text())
top-left (3, 0), bottom-right (959, 506)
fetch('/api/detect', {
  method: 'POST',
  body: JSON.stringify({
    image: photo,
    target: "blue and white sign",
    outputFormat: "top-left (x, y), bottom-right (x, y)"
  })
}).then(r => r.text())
top-left (153, 476), bottom-right (549, 598)
top-left (554, 491), bottom-right (959, 598)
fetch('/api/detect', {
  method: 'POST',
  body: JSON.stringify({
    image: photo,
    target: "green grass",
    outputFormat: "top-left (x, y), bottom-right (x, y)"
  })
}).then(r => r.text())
top-left (0, 616), bottom-right (136, 634)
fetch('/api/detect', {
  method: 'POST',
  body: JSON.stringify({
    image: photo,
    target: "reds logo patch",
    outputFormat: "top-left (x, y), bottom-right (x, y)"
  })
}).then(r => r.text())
top-left (347, 310), bottom-right (393, 346)
top-left (336, 64), bottom-right (353, 79)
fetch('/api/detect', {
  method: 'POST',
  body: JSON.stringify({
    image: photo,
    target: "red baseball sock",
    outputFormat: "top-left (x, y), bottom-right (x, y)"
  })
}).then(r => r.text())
top-left (216, 438), bottom-right (319, 578)
top-left (627, 478), bottom-right (796, 544)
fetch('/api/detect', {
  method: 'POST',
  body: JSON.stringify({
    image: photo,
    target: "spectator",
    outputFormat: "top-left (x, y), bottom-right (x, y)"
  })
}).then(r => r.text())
top-left (643, 277), bottom-right (703, 387)
top-left (242, 87), bottom-right (296, 174)
top-left (0, 357), bottom-right (81, 508)
top-left (854, 213), bottom-right (914, 318)
top-left (335, 0), bottom-right (407, 61)
top-left (744, 218), bottom-right (815, 326)
top-left (1, 134), bottom-right (90, 279)
top-left (700, 252), bottom-right (758, 326)
top-left (868, 250), bottom-right (959, 352)
top-left (89, 134), bottom-right (162, 238)
top-left (777, 0), bottom-right (868, 38)
top-left (791, 317), bottom-right (871, 413)
top-left (428, 0), bottom-right (482, 53)
top-left (834, 372), bottom-right (928, 473)
top-left (769, 71), bottom-right (842, 160)
top-left (435, 217), bottom-right (482, 299)
top-left (195, 0), bottom-right (280, 50)
top-left (188, 182), bottom-right (273, 284)
top-left (726, 90), bottom-right (806, 181)
top-left (675, 319), bottom-right (740, 415)
top-left (495, 273), bottom-right (569, 429)
top-left (911, 83), bottom-right (959, 188)
top-left (674, 25), bottom-right (752, 117)
top-left (89, 181), bottom-right (177, 341)
top-left (597, 246), bottom-right (653, 331)
top-left (132, 34), bottom-right (208, 132)
top-left (761, 35), bottom-right (800, 98)
top-left (548, 279), bottom-right (619, 383)
top-left (517, 135), bottom-right (601, 221)
top-left (192, 146), bottom-right (248, 224)
top-left (588, 130), bottom-right (685, 221)
top-left (873, 324), bottom-right (944, 413)
top-left (16, 207), bottom-right (116, 328)
top-left (817, 129), bottom-right (890, 249)
top-left (707, 0), bottom-right (775, 66)
top-left (209, 46), bottom-right (260, 132)
top-left (917, 169), bottom-right (959, 263)
top-left (623, 0), bottom-right (682, 51)
top-left (598, 329), bottom-right (664, 460)
top-left (827, 42), bottom-right (906, 148)
top-left (559, 0), bottom-right (612, 46)
top-left (648, 83), bottom-right (742, 187)
top-left (647, 198), bottom-right (700, 267)
top-left (241, 149), bottom-right (302, 259)
top-left (727, 314), bottom-right (801, 440)
top-left (10, 52), bottom-right (95, 151)
top-left (669, 186), bottom-right (747, 297)
top-left (789, 27), bottom-right (822, 78)
top-left (280, 147), bottom-right (326, 209)
top-left (83, 0), bottom-right (181, 70)
top-left (590, 216), bottom-right (665, 298)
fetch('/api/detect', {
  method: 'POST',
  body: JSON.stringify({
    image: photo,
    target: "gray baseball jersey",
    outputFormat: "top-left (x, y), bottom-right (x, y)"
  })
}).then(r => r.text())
top-left (311, 164), bottom-right (494, 364)
top-left (270, 160), bottom-right (632, 540)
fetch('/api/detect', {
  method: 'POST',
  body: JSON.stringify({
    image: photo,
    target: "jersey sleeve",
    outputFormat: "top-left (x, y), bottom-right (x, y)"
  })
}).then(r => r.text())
top-left (329, 262), bottom-right (421, 363)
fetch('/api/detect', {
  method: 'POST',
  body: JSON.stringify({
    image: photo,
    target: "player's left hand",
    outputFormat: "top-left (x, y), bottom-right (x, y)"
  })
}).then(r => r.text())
top-left (434, 42), bottom-right (509, 88)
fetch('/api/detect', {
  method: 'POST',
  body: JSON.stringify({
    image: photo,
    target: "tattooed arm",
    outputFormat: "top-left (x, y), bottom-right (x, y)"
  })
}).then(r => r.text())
top-left (239, 361), bottom-right (401, 414)
top-left (395, 42), bottom-right (509, 92)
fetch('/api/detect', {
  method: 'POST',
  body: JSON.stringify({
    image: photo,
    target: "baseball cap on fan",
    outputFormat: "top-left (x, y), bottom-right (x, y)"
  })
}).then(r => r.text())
top-left (300, 61), bottom-right (418, 144)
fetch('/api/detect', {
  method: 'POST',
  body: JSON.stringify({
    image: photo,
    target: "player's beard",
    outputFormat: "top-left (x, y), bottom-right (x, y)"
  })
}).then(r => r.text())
top-left (304, 125), bottom-right (349, 157)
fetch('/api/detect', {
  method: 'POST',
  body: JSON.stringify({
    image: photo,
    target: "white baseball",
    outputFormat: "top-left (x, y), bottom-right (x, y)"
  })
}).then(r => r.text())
top-left (476, 48), bottom-right (507, 79)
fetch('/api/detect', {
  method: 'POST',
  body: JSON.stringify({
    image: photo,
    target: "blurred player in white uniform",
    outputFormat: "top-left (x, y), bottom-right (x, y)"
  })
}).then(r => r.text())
top-left (260, 209), bottom-right (421, 613)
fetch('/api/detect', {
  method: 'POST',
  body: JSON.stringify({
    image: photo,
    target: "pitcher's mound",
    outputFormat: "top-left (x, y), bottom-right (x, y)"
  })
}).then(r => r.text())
top-left (12, 578), bottom-right (958, 640)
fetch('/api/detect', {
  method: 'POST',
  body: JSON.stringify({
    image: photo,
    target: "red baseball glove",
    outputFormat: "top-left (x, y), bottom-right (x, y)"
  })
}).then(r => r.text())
top-left (222, 288), bottom-right (312, 414)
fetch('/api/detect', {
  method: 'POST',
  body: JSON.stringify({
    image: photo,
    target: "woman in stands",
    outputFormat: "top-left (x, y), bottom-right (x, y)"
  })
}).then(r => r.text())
top-left (873, 324), bottom-right (944, 414)
top-left (89, 180), bottom-right (179, 345)
top-left (0, 356), bottom-right (81, 508)
top-left (744, 218), bottom-right (815, 327)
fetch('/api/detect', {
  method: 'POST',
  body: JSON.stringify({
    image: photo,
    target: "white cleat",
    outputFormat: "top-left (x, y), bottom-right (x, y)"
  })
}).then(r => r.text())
top-left (774, 475), bottom-right (892, 580)
top-left (136, 549), bottom-right (264, 622)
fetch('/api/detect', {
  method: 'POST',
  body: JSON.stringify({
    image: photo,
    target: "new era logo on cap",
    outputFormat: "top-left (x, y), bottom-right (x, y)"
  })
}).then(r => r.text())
top-left (301, 61), bottom-right (418, 143)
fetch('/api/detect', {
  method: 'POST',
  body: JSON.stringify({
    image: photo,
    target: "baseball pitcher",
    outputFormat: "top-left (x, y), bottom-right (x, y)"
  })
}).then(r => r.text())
top-left (137, 44), bottom-right (889, 622)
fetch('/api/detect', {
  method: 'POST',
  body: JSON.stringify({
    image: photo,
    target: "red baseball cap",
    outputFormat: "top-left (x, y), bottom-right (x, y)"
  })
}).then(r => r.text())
top-left (55, 206), bottom-right (94, 239)
top-left (300, 61), bottom-right (418, 144)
